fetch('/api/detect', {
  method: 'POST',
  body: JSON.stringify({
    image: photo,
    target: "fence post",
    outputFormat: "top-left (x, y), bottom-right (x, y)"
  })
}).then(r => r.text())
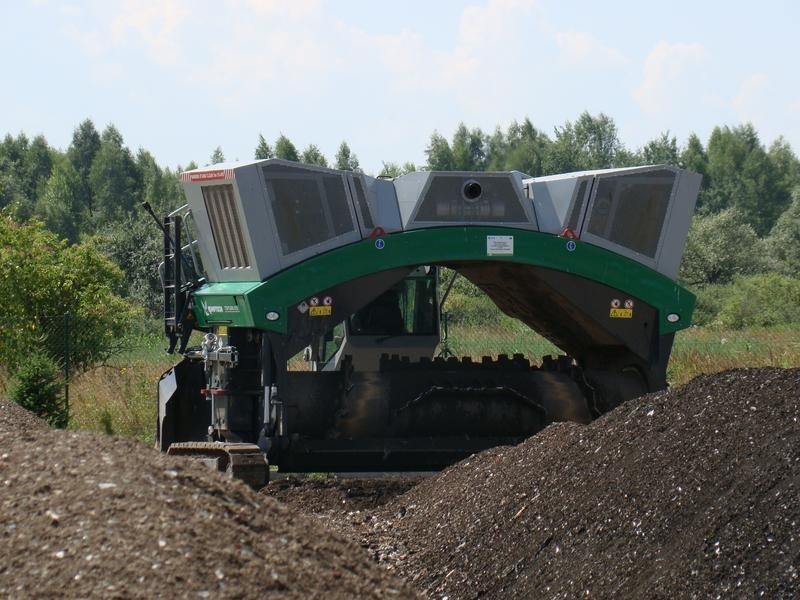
top-left (64, 312), bottom-right (70, 422)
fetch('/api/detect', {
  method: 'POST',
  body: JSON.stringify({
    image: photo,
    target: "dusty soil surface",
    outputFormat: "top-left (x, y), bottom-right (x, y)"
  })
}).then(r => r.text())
top-left (3, 367), bottom-right (798, 599)
top-left (262, 477), bottom-right (420, 515)
top-left (0, 402), bottom-right (413, 599)
top-left (355, 368), bottom-right (800, 598)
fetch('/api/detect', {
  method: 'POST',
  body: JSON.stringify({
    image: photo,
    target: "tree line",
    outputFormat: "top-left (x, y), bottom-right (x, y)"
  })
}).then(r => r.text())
top-left (1, 113), bottom-right (799, 329)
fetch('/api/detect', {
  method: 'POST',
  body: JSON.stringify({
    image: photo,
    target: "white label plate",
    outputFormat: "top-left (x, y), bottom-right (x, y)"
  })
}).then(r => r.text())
top-left (487, 235), bottom-right (514, 256)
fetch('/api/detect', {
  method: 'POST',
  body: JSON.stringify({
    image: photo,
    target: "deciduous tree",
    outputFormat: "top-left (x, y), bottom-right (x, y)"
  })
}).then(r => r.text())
top-left (88, 125), bottom-right (141, 226)
top-left (425, 132), bottom-right (454, 170)
top-left (679, 208), bottom-right (765, 286)
top-left (67, 119), bottom-right (101, 215)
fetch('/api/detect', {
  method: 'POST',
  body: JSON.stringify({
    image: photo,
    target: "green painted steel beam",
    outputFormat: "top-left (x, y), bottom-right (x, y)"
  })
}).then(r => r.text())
top-left (192, 227), bottom-right (695, 335)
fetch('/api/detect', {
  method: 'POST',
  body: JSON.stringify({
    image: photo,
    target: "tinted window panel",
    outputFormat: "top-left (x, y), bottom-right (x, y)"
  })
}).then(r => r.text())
top-left (269, 177), bottom-right (329, 255)
top-left (586, 170), bottom-right (675, 258)
top-left (323, 175), bottom-right (354, 236)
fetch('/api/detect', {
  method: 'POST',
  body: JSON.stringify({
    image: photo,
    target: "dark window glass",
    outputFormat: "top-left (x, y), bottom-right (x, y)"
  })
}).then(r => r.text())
top-left (321, 322), bottom-right (345, 365)
top-left (265, 167), bottom-right (355, 255)
top-left (566, 180), bottom-right (588, 231)
top-left (586, 170), bottom-right (675, 258)
top-left (323, 175), bottom-right (354, 236)
top-left (352, 176), bottom-right (374, 230)
top-left (350, 271), bottom-right (438, 336)
top-left (268, 177), bottom-right (329, 255)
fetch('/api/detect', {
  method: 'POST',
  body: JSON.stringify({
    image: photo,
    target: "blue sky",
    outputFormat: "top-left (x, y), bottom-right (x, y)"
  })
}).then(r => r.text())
top-left (2, 0), bottom-right (799, 173)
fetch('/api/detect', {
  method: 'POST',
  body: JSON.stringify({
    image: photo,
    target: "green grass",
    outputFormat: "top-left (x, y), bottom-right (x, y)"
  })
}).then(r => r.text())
top-left (444, 321), bottom-right (559, 361)
top-left (668, 326), bottom-right (800, 385)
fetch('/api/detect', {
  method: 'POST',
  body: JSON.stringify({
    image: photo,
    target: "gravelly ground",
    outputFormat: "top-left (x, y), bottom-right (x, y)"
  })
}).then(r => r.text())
top-left (355, 368), bottom-right (800, 599)
top-left (3, 368), bottom-right (798, 599)
top-left (0, 401), bottom-right (414, 599)
top-left (262, 477), bottom-right (421, 515)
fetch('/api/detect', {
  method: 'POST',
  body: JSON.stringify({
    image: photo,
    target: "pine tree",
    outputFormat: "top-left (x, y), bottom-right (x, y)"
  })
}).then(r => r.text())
top-left (210, 146), bottom-right (225, 164)
top-left (334, 141), bottom-right (360, 171)
top-left (255, 134), bottom-right (274, 159)
top-left (274, 135), bottom-right (300, 161)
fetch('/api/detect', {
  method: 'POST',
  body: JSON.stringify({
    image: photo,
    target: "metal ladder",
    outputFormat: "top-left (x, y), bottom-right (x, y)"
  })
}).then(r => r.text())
top-left (163, 214), bottom-right (184, 353)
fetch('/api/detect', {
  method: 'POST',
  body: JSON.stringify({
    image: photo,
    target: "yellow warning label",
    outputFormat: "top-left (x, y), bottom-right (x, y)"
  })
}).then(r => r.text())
top-left (309, 306), bottom-right (332, 317)
top-left (610, 308), bottom-right (633, 319)
top-left (217, 326), bottom-right (229, 335)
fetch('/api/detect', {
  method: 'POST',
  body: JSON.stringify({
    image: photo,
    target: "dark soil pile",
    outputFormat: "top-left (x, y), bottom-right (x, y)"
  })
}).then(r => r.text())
top-left (364, 368), bottom-right (800, 599)
top-left (262, 477), bottom-right (420, 515)
top-left (0, 401), bottom-right (412, 599)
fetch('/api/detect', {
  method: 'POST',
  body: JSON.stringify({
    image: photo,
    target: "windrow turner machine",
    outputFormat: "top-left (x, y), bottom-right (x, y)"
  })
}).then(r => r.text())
top-left (156, 159), bottom-right (700, 487)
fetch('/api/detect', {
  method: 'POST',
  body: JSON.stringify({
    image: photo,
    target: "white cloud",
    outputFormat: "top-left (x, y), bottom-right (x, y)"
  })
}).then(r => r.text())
top-left (241, 0), bottom-right (322, 19)
top-left (555, 31), bottom-right (628, 69)
top-left (63, 23), bottom-right (103, 58)
top-left (111, 0), bottom-right (190, 66)
top-left (62, 21), bottom-right (124, 84)
top-left (457, 0), bottom-right (539, 50)
top-left (732, 73), bottom-right (769, 121)
top-left (343, 0), bottom-right (540, 109)
top-left (634, 41), bottom-right (709, 114)
top-left (59, 0), bottom-right (546, 116)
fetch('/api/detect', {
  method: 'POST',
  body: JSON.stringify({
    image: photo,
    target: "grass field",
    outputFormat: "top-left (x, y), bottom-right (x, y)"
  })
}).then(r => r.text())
top-left (57, 324), bottom-right (800, 444)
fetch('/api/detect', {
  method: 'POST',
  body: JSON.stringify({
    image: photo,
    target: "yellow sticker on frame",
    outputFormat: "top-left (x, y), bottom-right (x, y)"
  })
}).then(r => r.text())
top-left (309, 306), bottom-right (332, 317)
top-left (610, 308), bottom-right (633, 319)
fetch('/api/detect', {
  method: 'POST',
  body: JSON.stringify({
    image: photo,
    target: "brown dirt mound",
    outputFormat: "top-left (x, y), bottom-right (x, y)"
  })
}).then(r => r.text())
top-left (0, 401), bottom-right (412, 599)
top-left (262, 477), bottom-right (420, 515)
top-left (363, 368), bottom-right (800, 599)
top-left (1, 399), bottom-right (50, 436)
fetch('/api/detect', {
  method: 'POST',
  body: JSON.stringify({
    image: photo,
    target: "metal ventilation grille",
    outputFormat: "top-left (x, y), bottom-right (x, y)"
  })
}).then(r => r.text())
top-left (201, 184), bottom-right (251, 268)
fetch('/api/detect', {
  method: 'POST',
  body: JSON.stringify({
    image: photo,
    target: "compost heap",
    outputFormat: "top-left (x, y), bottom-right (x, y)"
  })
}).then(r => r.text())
top-left (0, 401), bottom-right (411, 599)
top-left (264, 477), bottom-right (420, 515)
top-left (360, 368), bottom-right (799, 599)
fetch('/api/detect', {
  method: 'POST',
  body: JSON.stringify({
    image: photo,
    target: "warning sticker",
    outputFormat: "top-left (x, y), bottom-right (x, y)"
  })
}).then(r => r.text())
top-left (610, 308), bottom-right (633, 319)
top-left (487, 235), bottom-right (514, 256)
top-left (181, 169), bottom-right (234, 183)
top-left (309, 306), bottom-right (332, 317)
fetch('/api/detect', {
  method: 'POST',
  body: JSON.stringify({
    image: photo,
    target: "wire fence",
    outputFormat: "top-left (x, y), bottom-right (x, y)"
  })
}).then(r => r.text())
top-left (447, 320), bottom-right (799, 381)
top-left (0, 313), bottom-right (123, 426)
top-left (4, 310), bottom-right (799, 428)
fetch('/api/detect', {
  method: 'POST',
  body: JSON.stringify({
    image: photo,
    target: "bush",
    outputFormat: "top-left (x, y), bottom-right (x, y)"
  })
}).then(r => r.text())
top-left (766, 188), bottom-right (800, 276)
top-left (9, 353), bottom-right (67, 428)
top-left (692, 284), bottom-right (731, 326)
top-left (693, 273), bottom-right (800, 329)
top-left (715, 273), bottom-right (800, 329)
top-left (0, 214), bottom-right (139, 371)
top-left (679, 208), bottom-right (766, 286)
top-left (440, 269), bottom-right (523, 328)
